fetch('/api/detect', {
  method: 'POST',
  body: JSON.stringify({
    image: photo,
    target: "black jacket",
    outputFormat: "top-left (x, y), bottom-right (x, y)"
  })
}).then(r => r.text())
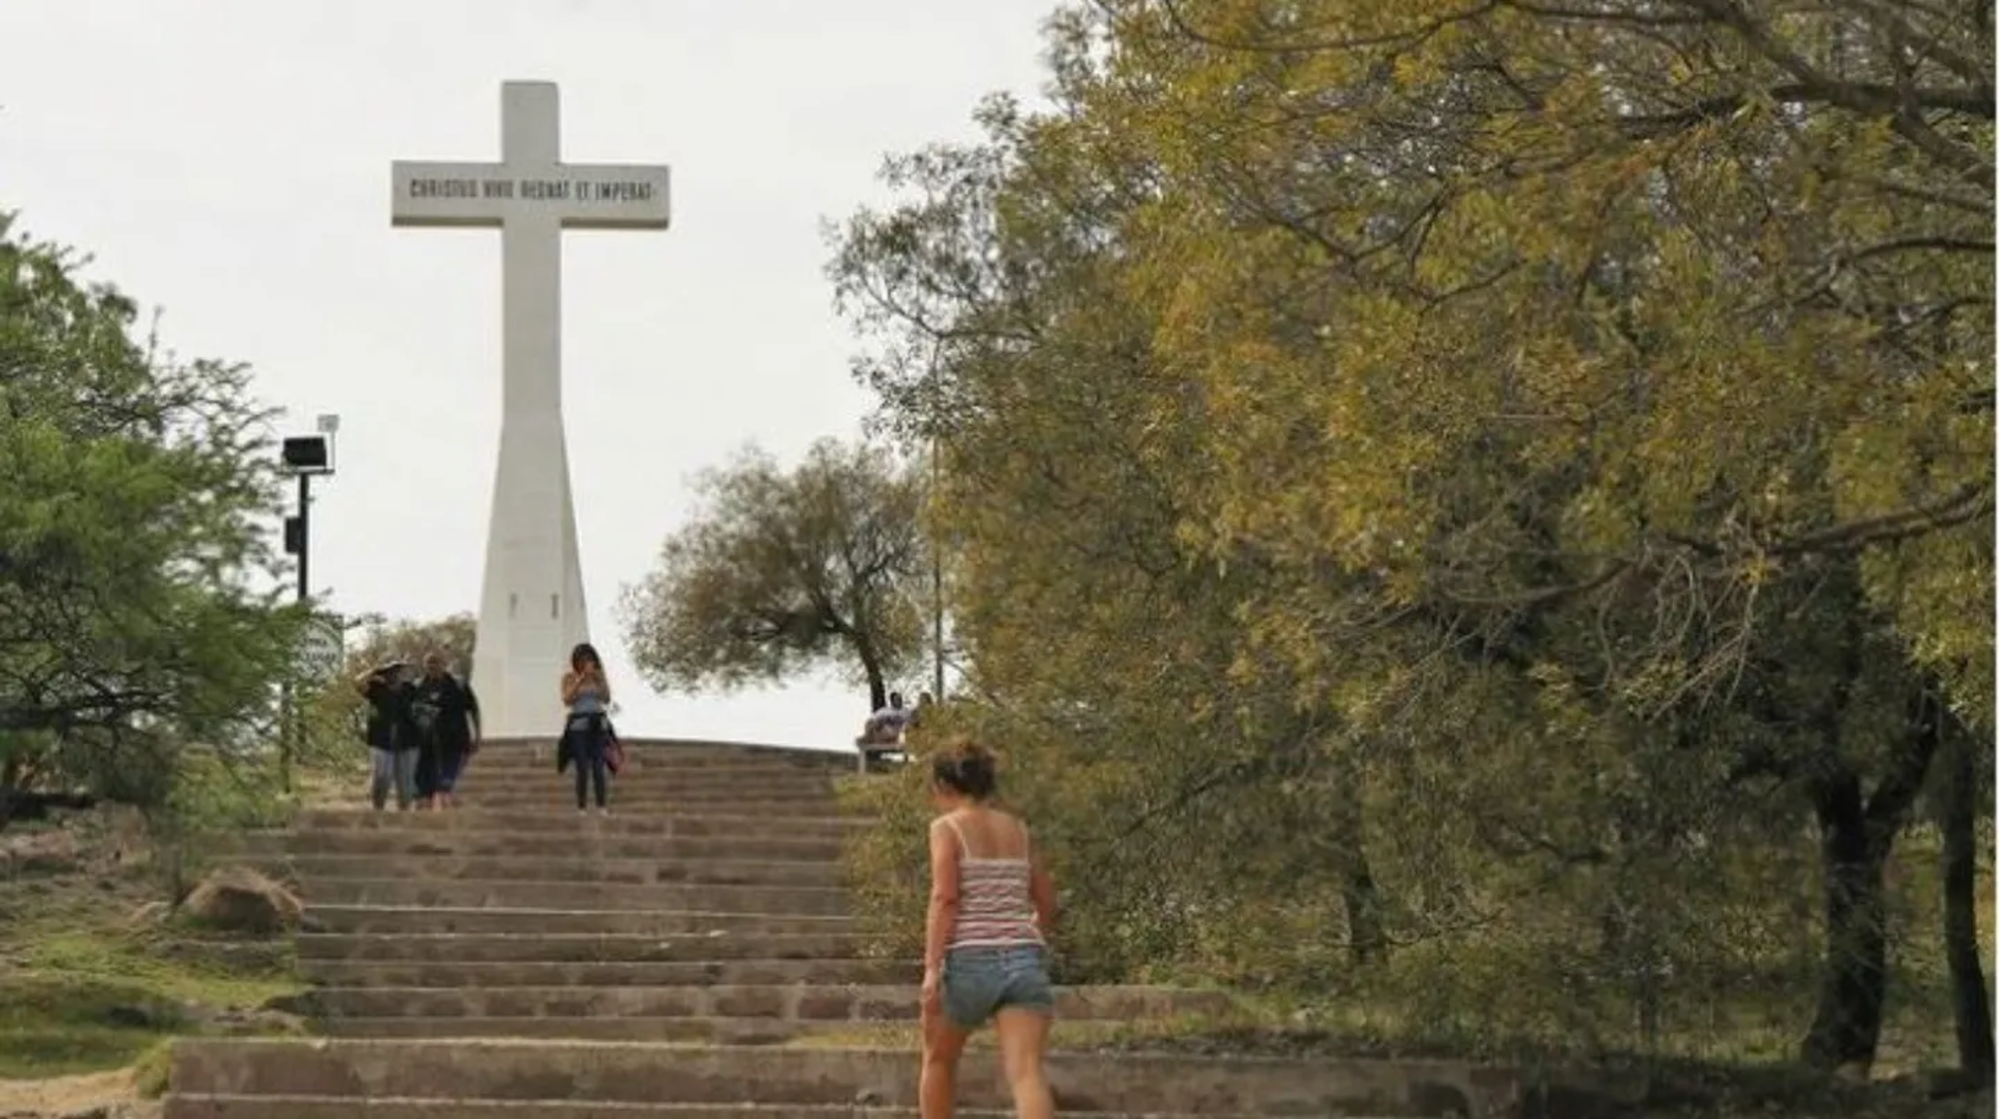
top-left (556, 714), bottom-right (619, 773)
top-left (361, 676), bottom-right (413, 752)
top-left (408, 673), bottom-right (480, 749)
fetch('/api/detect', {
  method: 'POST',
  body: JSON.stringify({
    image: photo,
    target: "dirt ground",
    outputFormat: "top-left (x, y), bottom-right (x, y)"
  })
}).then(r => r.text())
top-left (0, 1068), bottom-right (156, 1118)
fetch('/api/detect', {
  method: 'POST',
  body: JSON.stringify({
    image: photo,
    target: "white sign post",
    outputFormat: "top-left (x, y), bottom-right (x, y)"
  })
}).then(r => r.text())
top-left (390, 81), bottom-right (672, 737)
top-left (295, 614), bottom-right (345, 684)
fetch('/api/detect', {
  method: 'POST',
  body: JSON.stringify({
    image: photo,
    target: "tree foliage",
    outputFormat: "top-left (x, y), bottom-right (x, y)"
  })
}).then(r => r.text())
top-left (830, 0), bottom-right (1991, 1075)
top-left (620, 439), bottom-right (926, 711)
top-left (339, 612), bottom-right (476, 680)
top-left (0, 215), bottom-right (307, 821)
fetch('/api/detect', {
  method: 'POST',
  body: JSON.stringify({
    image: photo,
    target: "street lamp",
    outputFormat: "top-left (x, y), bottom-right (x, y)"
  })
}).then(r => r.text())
top-left (280, 414), bottom-right (339, 604)
top-left (277, 414), bottom-right (338, 792)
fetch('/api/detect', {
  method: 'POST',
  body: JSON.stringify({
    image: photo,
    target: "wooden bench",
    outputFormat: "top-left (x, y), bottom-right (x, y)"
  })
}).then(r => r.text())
top-left (854, 733), bottom-right (908, 774)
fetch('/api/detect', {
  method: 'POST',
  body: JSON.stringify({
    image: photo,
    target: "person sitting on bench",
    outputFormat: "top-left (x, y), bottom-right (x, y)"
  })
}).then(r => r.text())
top-left (855, 692), bottom-right (913, 770)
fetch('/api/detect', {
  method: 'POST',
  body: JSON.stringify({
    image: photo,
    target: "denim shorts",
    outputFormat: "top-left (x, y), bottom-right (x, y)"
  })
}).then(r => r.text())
top-left (941, 944), bottom-right (1054, 1029)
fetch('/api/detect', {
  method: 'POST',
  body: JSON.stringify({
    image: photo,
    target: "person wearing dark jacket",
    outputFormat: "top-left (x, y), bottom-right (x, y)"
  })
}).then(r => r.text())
top-left (355, 661), bottom-right (416, 810)
top-left (408, 651), bottom-right (481, 810)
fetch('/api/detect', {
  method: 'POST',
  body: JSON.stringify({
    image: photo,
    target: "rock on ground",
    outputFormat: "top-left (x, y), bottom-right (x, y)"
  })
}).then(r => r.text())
top-left (179, 867), bottom-right (301, 936)
top-left (0, 829), bottom-right (82, 879)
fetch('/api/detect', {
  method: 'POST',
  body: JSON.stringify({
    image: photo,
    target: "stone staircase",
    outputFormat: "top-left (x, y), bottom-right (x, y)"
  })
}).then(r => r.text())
top-left (165, 738), bottom-right (1523, 1117)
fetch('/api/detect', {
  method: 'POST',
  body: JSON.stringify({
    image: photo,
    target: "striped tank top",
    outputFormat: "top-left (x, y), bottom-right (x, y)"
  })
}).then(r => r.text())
top-left (941, 813), bottom-right (1043, 950)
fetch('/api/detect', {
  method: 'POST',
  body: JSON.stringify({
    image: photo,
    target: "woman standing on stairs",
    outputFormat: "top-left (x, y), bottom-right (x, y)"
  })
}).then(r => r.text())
top-left (560, 642), bottom-right (614, 815)
top-left (920, 742), bottom-right (1059, 1119)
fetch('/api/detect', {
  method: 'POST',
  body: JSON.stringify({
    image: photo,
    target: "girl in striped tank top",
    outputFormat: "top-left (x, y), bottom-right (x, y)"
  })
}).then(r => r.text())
top-left (920, 742), bottom-right (1057, 1119)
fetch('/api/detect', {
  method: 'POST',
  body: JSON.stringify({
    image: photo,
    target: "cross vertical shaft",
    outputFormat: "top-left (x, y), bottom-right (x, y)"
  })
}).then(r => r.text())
top-left (483, 80), bottom-right (578, 738)
top-left (390, 80), bottom-right (672, 737)
top-left (502, 83), bottom-right (563, 420)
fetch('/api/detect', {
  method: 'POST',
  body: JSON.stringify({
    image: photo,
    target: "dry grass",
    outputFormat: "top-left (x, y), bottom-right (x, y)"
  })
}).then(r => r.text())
top-left (0, 813), bottom-right (305, 1083)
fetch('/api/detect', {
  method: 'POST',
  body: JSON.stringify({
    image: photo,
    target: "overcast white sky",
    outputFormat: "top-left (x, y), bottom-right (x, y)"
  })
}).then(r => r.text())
top-left (4, 0), bottom-right (1052, 751)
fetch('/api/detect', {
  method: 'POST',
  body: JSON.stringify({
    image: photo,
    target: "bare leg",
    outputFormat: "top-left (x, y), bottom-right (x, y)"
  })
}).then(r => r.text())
top-left (920, 1002), bottom-right (971, 1119)
top-left (993, 1007), bottom-right (1054, 1119)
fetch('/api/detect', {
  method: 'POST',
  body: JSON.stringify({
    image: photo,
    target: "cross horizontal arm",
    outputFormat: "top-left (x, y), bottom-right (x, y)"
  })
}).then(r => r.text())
top-left (391, 160), bottom-right (671, 230)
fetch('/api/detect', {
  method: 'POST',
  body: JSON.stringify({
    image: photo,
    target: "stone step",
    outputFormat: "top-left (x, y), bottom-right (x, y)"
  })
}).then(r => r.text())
top-left (465, 741), bottom-right (856, 771)
top-left (216, 830), bottom-right (845, 862)
top-left (452, 763), bottom-right (859, 783)
top-left (165, 1099), bottom-right (1282, 1119)
top-left (435, 797), bottom-right (850, 816)
top-left (449, 783), bottom-right (839, 799)
top-left (296, 932), bottom-right (865, 963)
top-left (455, 770), bottom-right (841, 792)
top-left (300, 958), bottom-right (920, 988)
top-left (263, 853), bottom-right (842, 888)
top-left (309, 984), bottom-right (1227, 1023)
top-left (312, 1017), bottom-right (861, 1042)
top-left (455, 770), bottom-right (840, 789)
top-left (449, 791), bottom-right (847, 807)
top-left (307, 878), bottom-right (850, 915)
top-left (566, 763), bottom-right (862, 774)
top-left (169, 1039), bottom-right (1512, 1115)
top-left (294, 810), bottom-right (868, 838)
top-left (439, 796), bottom-right (842, 813)
top-left (448, 773), bottom-right (840, 792)
top-left (473, 749), bottom-right (852, 764)
top-left (304, 906), bottom-right (855, 937)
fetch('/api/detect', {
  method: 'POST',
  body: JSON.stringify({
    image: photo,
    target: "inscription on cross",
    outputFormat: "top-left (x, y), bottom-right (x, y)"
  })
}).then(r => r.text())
top-left (392, 84), bottom-right (671, 231)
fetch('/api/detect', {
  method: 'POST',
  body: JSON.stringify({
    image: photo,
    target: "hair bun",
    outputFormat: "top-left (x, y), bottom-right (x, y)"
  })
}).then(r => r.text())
top-left (931, 739), bottom-right (999, 800)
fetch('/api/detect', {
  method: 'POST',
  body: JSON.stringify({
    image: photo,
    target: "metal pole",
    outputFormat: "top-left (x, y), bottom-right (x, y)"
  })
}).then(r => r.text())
top-left (931, 437), bottom-right (945, 701)
top-left (282, 473), bottom-right (311, 794)
top-left (278, 672), bottom-right (293, 793)
top-left (296, 473), bottom-right (311, 604)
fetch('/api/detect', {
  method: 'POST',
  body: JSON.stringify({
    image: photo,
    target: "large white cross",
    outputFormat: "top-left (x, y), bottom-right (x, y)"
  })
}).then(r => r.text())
top-left (391, 81), bottom-right (671, 739)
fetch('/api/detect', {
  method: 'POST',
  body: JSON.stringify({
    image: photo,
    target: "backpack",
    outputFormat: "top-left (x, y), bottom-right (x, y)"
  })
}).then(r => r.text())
top-left (408, 683), bottom-right (447, 737)
top-left (407, 695), bottom-right (439, 739)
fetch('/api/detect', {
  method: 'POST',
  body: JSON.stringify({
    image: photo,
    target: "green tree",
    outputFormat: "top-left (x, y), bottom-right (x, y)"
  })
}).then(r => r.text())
top-left (833, 95), bottom-right (1420, 979)
top-left (831, 0), bottom-right (1991, 1077)
top-left (341, 612), bottom-right (476, 680)
top-left (620, 439), bottom-right (925, 712)
top-left (1084, 0), bottom-right (1990, 1073)
top-left (0, 215), bottom-right (306, 824)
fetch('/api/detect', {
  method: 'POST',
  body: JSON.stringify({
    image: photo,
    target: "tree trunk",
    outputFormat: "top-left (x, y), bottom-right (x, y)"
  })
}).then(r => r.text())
top-left (1939, 722), bottom-right (1994, 1082)
top-left (1317, 737), bottom-right (1388, 966)
top-left (854, 637), bottom-right (888, 712)
top-left (0, 753), bottom-right (18, 829)
top-left (1342, 856), bottom-right (1388, 966)
top-left (1802, 772), bottom-right (1893, 1074)
top-left (1801, 686), bottom-right (1942, 1074)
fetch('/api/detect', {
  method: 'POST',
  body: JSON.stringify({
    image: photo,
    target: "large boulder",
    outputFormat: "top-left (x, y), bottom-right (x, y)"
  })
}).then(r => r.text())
top-left (179, 867), bottom-right (301, 936)
top-left (0, 828), bottom-right (82, 878)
